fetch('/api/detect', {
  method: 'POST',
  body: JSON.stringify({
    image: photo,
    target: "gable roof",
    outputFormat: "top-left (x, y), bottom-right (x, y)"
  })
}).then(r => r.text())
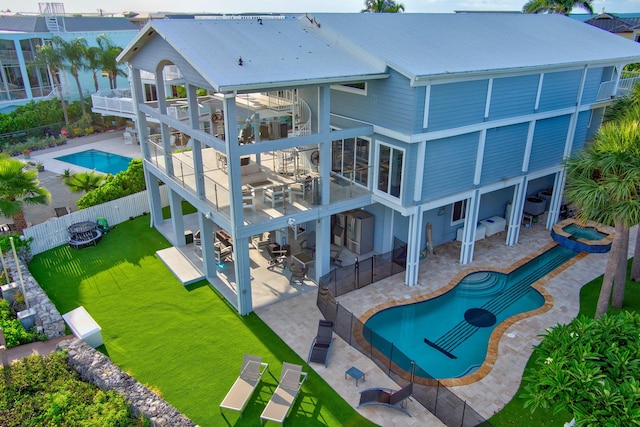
top-left (584, 13), bottom-right (640, 33)
top-left (119, 13), bottom-right (640, 91)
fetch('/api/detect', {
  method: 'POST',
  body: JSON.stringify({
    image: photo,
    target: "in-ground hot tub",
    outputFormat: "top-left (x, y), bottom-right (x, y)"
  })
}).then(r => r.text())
top-left (551, 218), bottom-right (614, 253)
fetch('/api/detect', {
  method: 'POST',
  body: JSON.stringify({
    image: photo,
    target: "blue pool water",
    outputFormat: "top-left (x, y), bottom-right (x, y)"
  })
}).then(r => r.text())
top-left (364, 245), bottom-right (578, 380)
top-left (55, 149), bottom-right (133, 175)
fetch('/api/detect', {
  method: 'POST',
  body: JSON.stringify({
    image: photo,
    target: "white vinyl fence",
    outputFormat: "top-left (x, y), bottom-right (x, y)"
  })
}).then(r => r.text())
top-left (24, 185), bottom-right (170, 255)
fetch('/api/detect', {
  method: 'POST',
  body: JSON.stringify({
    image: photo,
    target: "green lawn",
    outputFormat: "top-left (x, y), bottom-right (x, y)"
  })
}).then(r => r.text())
top-left (488, 259), bottom-right (640, 426)
top-left (29, 216), bottom-right (378, 427)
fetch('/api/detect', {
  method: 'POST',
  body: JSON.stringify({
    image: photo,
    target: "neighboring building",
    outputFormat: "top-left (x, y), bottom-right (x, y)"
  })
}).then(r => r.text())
top-left (0, 2), bottom-right (138, 113)
top-left (116, 13), bottom-right (640, 314)
top-left (575, 12), bottom-right (640, 41)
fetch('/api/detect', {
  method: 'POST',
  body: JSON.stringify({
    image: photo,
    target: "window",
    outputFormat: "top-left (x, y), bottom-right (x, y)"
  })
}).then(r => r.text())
top-left (331, 137), bottom-right (370, 186)
top-left (331, 82), bottom-right (367, 95)
top-left (452, 199), bottom-right (467, 225)
top-left (377, 143), bottom-right (403, 198)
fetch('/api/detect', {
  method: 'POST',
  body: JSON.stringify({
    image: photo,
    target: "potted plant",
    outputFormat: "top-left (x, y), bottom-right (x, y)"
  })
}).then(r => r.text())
top-left (23, 149), bottom-right (31, 159)
top-left (36, 161), bottom-right (44, 172)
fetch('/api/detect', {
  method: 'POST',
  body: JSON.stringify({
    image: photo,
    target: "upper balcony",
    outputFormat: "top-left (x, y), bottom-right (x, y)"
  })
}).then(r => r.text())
top-left (596, 72), bottom-right (640, 101)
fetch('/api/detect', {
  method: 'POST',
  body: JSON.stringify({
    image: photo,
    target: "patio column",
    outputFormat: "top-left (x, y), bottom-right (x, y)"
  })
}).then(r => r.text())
top-left (15, 39), bottom-right (33, 99)
top-left (318, 84), bottom-right (331, 206)
top-left (130, 66), bottom-right (150, 160)
top-left (404, 207), bottom-right (423, 286)
top-left (459, 189), bottom-right (480, 265)
top-left (198, 213), bottom-right (216, 279)
top-left (186, 83), bottom-right (205, 200)
top-left (169, 190), bottom-right (186, 246)
top-left (315, 216), bottom-right (331, 281)
top-left (234, 236), bottom-right (253, 315)
top-left (145, 167), bottom-right (163, 227)
top-left (547, 170), bottom-right (565, 229)
top-left (155, 65), bottom-right (173, 177)
top-left (507, 176), bottom-right (528, 246)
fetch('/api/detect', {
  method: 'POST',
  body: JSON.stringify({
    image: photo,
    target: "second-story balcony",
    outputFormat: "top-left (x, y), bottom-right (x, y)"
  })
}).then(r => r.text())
top-left (596, 72), bottom-right (640, 101)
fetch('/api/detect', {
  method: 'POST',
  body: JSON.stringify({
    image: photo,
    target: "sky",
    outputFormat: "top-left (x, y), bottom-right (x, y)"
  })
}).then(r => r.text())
top-left (4, 0), bottom-right (640, 16)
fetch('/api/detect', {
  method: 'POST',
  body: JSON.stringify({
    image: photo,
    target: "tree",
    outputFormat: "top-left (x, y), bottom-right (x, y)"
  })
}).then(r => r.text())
top-left (63, 170), bottom-right (105, 193)
top-left (84, 45), bottom-right (103, 92)
top-left (0, 155), bottom-right (51, 234)
top-left (564, 119), bottom-right (640, 316)
top-left (522, 0), bottom-right (594, 15)
top-left (97, 34), bottom-right (125, 90)
top-left (53, 36), bottom-right (88, 116)
top-left (362, 0), bottom-right (405, 13)
top-left (523, 312), bottom-right (640, 425)
top-left (34, 43), bottom-right (69, 125)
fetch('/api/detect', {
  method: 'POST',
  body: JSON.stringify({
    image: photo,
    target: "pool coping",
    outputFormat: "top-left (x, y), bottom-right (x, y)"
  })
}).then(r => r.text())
top-left (355, 241), bottom-right (589, 387)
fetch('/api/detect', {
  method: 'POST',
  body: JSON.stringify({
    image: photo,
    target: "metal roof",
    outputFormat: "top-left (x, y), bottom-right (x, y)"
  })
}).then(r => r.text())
top-left (311, 13), bottom-right (640, 82)
top-left (119, 13), bottom-right (640, 90)
top-left (0, 15), bottom-right (137, 34)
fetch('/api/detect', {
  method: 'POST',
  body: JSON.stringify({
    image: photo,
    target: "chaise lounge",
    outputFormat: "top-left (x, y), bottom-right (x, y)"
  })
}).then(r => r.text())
top-left (307, 320), bottom-right (335, 367)
top-left (220, 354), bottom-right (269, 415)
top-left (358, 382), bottom-right (413, 416)
top-left (260, 362), bottom-right (307, 425)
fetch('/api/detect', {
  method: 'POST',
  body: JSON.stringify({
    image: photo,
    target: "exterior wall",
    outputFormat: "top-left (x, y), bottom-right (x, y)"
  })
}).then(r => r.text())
top-left (537, 69), bottom-right (582, 112)
top-left (480, 123), bottom-right (529, 186)
top-left (528, 115), bottom-right (571, 171)
top-left (330, 69), bottom-right (417, 133)
top-left (426, 79), bottom-right (488, 131)
top-left (580, 67), bottom-right (604, 104)
top-left (488, 74), bottom-right (539, 120)
top-left (572, 110), bottom-right (592, 154)
top-left (422, 132), bottom-right (479, 201)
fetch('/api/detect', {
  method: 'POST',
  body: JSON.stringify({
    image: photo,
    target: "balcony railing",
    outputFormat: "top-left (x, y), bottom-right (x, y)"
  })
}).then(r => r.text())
top-left (91, 89), bottom-right (135, 117)
top-left (596, 75), bottom-right (640, 101)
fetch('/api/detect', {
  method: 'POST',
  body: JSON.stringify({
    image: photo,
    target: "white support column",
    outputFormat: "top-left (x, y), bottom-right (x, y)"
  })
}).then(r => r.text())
top-left (130, 67), bottom-right (150, 159)
top-left (318, 85), bottom-right (331, 206)
top-left (459, 190), bottom-right (481, 265)
top-left (547, 170), bottom-right (566, 228)
top-left (168, 189), bottom-right (185, 246)
top-left (145, 167), bottom-right (163, 227)
top-left (507, 177), bottom-right (528, 246)
top-left (155, 66), bottom-right (173, 176)
top-left (404, 207), bottom-right (423, 286)
top-left (315, 216), bottom-right (331, 283)
top-left (15, 39), bottom-right (33, 99)
top-left (234, 236), bottom-right (253, 315)
top-left (187, 84), bottom-right (205, 199)
top-left (198, 213), bottom-right (216, 279)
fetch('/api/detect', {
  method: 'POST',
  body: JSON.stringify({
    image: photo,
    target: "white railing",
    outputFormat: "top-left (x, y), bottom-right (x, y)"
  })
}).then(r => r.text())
top-left (91, 89), bottom-right (135, 116)
top-left (23, 185), bottom-right (169, 255)
top-left (596, 76), bottom-right (640, 101)
top-left (262, 90), bottom-right (311, 136)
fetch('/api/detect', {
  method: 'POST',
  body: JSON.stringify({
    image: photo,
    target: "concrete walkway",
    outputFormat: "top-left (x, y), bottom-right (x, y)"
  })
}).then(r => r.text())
top-left (4, 335), bottom-right (74, 364)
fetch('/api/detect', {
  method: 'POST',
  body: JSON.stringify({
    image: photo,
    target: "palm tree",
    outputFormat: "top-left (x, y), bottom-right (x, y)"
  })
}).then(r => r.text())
top-left (97, 34), bottom-right (125, 90)
top-left (34, 42), bottom-right (69, 125)
top-left (84, 45), bottom-right (103, 92)
top-left (63, 170), bottom-right (105, 193)
top-left (362, 0), bottom-right (405, 13)
top-left (0, 155), bottom-right (51, 234)
top-left (564, 119), bottom-right (640, 316)
top-left (53, 36), bottom-right (88, 116)
top-left (522, 0), bottom-right (594, 15)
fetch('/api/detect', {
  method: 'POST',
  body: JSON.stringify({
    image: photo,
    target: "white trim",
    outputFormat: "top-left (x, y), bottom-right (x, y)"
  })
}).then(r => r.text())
top-left (413, 140), bottom-right (426, 202)
top-left (330, 82), bottom-right (368, 95)
top-left (534, 73), bottom-right (544, 110)
top-left (522, 121), bottom-right (535, 173)
top-left (474, 130), bottom-right (485, 185)
top-left (484, 78), bottom-right (493, 118)
top-left (373, 141), bottom-right (405, 201)
top-left (451, 198), bottom-right (467, 226)
top-left (423, 84), bottom-right (431, 129)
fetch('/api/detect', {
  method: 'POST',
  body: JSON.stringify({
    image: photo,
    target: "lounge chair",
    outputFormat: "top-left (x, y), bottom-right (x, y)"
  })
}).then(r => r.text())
top-left (358, 382), bottom-right (413, 416)
top-left (307, 320), bottom-right (334, 367)
top-left (289, 265), bottom-right (307, 286)
top-left (260, 362), bottom-right (307, 425)
top-left (220, 354), bottom-right (269, 415)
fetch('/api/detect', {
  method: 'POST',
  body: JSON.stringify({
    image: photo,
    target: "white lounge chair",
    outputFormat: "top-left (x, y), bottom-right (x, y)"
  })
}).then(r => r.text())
top-left (260, 362), bottom-right (307, 425)
top-left (220, 354), bottom-right (269, 415)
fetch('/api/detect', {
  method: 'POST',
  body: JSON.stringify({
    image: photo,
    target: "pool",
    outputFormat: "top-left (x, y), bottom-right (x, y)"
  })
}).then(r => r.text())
top-left (363, 244), bottom-right (579, 381)
top-left (55, 149), bottom-right (133, 175)
top-left (551, 218), bottom-right (613, 253)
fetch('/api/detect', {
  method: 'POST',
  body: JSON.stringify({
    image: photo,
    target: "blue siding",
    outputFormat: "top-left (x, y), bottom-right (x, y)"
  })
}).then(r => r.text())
top-left (580, 67), bottom-right (603, 105)
top-left (488, 74), bottom-right (539, 120)
top-left (330, 69), bottom-right (416, 133)
top-left (538, 69), bottom-right (582, 112)
top-left (528, 115), bottom-right (571, 171)
top-left (427, 80), bottom-right (488, 131)
top-left (571, 111), bottom-right (591, 154)
top-left (480, 123), bottom-right (529, 185)
top-left (423, 132), bottom-right (479, 200)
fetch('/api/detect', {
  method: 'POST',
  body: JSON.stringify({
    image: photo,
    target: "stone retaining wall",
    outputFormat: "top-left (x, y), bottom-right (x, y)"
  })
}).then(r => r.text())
top-left (2, 251), bottom-right (65, 338)
top-left (59, 339), bottom-right (196, 427)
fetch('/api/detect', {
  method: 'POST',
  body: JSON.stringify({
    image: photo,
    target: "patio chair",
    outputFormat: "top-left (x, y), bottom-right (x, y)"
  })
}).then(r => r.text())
top-left (220, 354), bottom-right (269, 415)
top-left (299, 231), bottom-right (316, 257)
top-left (263, 185), bottom-right (286, 208)
top-left (252, 232), bottom-right (271, 250)
top-left (260, 362), bottom-right (307, 425)
top-left (267, 244), bottom-right (288, 270)
top-left (330, 246), bottom-right (344, 267)
top-left (307, 320), bottom-right (334, 367)
top-left (289, 265), bottom-right (307, 286)
top-left (358, 382), bottom-right (413, 416)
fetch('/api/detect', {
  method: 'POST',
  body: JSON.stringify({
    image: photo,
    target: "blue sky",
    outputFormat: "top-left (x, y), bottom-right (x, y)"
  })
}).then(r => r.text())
top-left (5, 0), bottom-right (640, 15)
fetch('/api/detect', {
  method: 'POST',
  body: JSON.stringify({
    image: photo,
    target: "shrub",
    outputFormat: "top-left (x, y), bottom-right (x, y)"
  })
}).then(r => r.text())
top-left (0, 299), bottom-right (37, 348)
top-left (0, 351), bottom-right (135, 426)
top-left (76, 159), bottom-right (146, 209)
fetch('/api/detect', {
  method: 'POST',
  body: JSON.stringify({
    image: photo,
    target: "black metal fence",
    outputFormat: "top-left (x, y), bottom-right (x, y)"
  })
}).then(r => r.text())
top-left (316, 246), bottom-right (491, 427)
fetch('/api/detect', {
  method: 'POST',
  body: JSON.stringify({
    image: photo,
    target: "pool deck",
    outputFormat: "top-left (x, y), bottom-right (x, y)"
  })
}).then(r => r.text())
top-left (256, 220), bottom-right (631, 424)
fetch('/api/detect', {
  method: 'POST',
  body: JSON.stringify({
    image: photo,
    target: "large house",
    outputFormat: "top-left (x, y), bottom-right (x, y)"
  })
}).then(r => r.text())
top-left (0, 3), bottom-right (138, 113)
top-left (117, 13), bottom-right (640, 315)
